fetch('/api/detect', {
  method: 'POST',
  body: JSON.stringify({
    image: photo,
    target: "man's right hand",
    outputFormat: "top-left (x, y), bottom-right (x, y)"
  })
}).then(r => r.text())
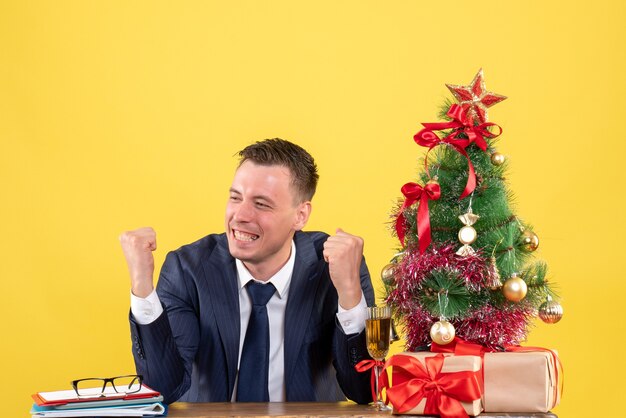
top-left (119, 227), bottom-right (157, 298)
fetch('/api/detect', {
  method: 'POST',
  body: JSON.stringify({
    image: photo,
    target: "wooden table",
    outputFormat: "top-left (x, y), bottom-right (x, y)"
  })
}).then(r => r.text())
top-left (167, 402), bottom-right (557, 417)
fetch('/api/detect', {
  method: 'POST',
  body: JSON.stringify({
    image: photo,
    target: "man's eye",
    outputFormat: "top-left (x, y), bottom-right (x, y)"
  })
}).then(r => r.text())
top-left (256, 202), bottom-right (270, 209)
top-left (229, 195), bottom-right (241, 201)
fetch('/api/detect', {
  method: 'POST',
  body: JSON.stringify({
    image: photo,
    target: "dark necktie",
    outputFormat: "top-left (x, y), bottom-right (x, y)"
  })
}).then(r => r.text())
top-left (236, 281), bottom-right (276, 402)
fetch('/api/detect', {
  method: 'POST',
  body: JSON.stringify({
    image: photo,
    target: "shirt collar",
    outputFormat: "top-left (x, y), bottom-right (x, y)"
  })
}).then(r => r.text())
top-left (235, 240), bottom-right (296, 299)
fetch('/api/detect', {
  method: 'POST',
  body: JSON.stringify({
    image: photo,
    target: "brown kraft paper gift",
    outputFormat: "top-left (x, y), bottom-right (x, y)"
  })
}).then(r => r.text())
top-left (483, 350), bottom-right (561, 413)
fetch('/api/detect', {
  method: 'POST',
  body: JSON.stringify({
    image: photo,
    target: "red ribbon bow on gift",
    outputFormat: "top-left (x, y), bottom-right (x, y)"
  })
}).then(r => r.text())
top-left (380, 353), bottom-right (482, 418)
top-left (414, 104), bottom-right (502, 199)
top-left (355, 359), bottom-right (385, 403)
top-left (395, 180), bottom-right (441, 253)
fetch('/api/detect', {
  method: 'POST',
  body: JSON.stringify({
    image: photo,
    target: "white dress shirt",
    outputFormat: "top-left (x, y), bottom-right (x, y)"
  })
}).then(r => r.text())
top-left (130, 240), bottom-right (367, 402)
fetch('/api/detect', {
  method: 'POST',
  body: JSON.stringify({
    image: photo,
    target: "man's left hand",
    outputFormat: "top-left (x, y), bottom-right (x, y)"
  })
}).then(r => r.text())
top-left (323, 228), bottom-right (364, 310)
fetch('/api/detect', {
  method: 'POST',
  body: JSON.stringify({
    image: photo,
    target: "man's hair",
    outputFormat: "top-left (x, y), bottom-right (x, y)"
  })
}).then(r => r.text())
top-left (237, 138), bottom-right (319, 203)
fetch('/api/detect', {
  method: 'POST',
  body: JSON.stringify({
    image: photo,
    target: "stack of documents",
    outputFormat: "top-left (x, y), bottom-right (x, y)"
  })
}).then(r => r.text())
top-left (31, 385), bottom-right (165, 417)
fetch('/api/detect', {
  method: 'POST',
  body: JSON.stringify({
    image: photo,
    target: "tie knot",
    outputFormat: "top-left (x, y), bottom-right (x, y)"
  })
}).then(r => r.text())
top-left (246, 281), bottom-right (276, 306)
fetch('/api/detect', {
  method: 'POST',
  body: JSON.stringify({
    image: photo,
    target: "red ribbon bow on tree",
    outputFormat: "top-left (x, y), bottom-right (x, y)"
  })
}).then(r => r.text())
top-left (414, 104), bottom-right (502, 199)
top-left (395, 180), bottom-right (441, 254)
top-left (380, 354), bottom-right (482, 418)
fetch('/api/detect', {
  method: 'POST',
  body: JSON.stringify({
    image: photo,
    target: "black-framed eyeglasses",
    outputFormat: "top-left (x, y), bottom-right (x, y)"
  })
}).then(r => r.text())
top-left (71, 375), bottom-right (143, 398)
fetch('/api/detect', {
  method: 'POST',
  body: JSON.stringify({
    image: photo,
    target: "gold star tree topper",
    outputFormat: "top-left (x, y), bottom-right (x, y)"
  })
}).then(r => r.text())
top-left (446, 69), bottom-right (507, 123)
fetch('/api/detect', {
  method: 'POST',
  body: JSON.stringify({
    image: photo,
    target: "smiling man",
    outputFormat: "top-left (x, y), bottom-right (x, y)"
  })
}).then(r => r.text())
top-left (120, 138), bottom-right (374, 404)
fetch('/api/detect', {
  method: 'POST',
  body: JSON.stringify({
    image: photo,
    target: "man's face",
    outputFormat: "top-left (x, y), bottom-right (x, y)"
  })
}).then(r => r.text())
top-left (225, 160), bottom-right (311, 279)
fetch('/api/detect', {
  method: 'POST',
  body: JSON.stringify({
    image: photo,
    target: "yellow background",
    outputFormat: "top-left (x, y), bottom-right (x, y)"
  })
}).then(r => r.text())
top-left (1, 1), bottom-right (624, 416)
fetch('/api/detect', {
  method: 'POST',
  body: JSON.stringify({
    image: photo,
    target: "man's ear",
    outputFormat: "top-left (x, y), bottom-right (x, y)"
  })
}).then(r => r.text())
top-left (294, 201), bottom-right (312, 231)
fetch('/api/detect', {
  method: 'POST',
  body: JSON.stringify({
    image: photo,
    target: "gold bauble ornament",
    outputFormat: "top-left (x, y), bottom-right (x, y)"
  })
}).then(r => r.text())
top-left (502, 273), bottom-right (528, 302)
top-left (538, 297), bottom-right (564, 324)
top-left (427, 177), bottom-right (440, 187)
top-left (521, 230), bottom-right (540, 252)
top-left (381, 263), bottom-right (396, 286)
top-left (490, 152), bottom-right (506, 166)
top-left (430, 320), bottom-right (455, 345)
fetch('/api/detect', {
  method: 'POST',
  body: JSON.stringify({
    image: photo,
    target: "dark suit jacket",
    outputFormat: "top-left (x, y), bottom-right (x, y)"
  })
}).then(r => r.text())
top-left (129, 231), bottom-right (375, 404)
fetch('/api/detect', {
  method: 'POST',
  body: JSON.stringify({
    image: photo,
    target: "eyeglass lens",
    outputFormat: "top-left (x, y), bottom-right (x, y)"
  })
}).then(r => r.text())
top-left (74, 375), bottom-right (142, 397)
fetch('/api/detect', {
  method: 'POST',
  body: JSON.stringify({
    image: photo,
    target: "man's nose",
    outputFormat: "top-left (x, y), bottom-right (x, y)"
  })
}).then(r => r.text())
top-left (233, 200), bottom-right (254, 222)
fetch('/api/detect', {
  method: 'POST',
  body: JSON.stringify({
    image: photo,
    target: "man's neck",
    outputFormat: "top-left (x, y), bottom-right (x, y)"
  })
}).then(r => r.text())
top-left (242, 244), bottom-right (295, 282)
top-left (243, 261), bottom-right (286, 282)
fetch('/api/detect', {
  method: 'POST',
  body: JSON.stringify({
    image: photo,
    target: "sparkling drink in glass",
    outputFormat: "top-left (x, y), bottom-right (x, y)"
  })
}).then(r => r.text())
top-left (366, 316), bottom-right (391, 359)
top-left (365, 306), bottom-right (392, 411)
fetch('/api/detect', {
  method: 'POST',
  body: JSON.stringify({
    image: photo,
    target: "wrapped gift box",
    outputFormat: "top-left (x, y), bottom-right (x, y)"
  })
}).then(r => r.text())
top-left (385, 352), bottom-right (483, 416)
top-left (483, 350), bottom-right (561, 413)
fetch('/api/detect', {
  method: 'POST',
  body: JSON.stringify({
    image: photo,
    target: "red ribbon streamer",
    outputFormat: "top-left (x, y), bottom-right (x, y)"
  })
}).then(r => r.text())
top-left (431, 336), bottom-right (489, 356)
top-left (414, 104), bottom-right (502, 199)
top-left (414, 131), bottom-right (475, 200)
top-left (380, 353), bottom-right (482, 418)
top-left (355, 359), bottom-right (385, 403)
top-left (395, 181), bottom-right (441, 253)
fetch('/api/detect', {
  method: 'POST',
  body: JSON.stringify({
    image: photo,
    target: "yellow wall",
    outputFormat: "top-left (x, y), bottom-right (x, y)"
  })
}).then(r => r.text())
top-left (1, 1), bottom-right (624, 416)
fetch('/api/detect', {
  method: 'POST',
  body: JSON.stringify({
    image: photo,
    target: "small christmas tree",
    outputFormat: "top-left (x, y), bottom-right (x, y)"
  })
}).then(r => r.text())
top-left (384, 69), bottom-right (563, 351)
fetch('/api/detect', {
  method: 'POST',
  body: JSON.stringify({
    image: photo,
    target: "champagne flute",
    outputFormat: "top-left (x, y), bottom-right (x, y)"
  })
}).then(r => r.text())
top-left (365, 306), bottom-right (392, 411)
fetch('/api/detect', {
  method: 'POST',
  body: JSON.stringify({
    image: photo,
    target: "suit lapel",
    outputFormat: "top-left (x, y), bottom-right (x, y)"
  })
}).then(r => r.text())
top-left (284, 232), bottom-right (321, 390)
top-left (202, 235), bottom-right (240, 399)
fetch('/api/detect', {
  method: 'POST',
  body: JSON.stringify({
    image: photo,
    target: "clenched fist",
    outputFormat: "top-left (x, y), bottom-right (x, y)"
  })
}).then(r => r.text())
top-left (119, 227), bottom-right (157, 298)
top-left (323, 228), bottom-right (364, 310)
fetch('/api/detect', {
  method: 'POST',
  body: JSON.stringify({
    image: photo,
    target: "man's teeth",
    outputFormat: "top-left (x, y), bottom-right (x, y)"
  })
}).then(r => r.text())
top-left (234, 230), bottom-right (259, 241)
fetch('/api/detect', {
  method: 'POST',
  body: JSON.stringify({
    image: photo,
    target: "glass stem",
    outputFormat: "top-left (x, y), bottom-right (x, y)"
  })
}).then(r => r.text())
top-left (375, 364), bottom-right (382, 405)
